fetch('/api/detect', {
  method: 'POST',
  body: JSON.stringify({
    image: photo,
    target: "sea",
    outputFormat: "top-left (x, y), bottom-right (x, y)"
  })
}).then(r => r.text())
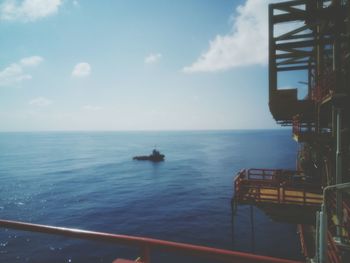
top-left (0, 130), bottom-right (302, 263)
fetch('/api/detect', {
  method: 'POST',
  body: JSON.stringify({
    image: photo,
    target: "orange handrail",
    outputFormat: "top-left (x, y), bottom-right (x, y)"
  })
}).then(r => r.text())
top-left (237, 184), bottom-right (322, 206)
top-left (247, 168), bottom-right (280, 182)
top-left (0, 219), bottom-right (301, 263)
top-left (233, 169), bottom-right (322, 206)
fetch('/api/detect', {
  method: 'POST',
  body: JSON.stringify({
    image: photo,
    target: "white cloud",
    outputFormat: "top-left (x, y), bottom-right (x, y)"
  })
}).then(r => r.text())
top-left (145, 53), bottom-right (162, 64)
top-left (72, 62), bottom-right (91, 78)
top-left (0, 0), bottom-right (62, 22)
top-left (29, 97), bottom-right (52, 106)
top-left (183, 0), bottom-right (281, 73)
top-left (73, 0), bottom-right (79, 7)
top-left (0, 56), bottom-right (43, 87)
top-left (0, 64), bottom-right (31, 86)
top-left (20, 56), bottom-right (43, 67)
top-left (82, 105), bottom-right (102, 111)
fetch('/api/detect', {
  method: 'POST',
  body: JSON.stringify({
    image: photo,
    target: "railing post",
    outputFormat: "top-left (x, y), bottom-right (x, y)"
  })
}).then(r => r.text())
top-left (140, 245), bottom-right (151, 263)
top-left (335, 108), bottom-right (343, 237)
top-left (319, 204), bottom-right (327, 263)
top-left (315, 211), bottom-right (320, 262)
top-left (278, 187), bottom-right (281, 204)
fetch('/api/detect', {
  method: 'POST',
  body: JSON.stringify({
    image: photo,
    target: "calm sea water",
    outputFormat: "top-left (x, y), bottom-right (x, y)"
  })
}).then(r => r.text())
top-left (0, 130), bottom-right (301, 262)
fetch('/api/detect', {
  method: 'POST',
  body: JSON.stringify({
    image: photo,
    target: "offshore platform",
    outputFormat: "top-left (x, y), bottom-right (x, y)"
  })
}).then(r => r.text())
top-left (233, 0), bottom-right (350, 262)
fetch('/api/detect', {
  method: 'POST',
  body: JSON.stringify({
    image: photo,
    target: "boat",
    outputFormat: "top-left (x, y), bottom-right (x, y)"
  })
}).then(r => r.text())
top-left (133, 149), bottom-right (165, 162)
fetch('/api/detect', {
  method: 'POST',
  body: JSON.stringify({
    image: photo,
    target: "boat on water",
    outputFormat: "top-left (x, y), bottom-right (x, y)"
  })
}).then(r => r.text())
top-left (133, 149), bottom-right (165, 162)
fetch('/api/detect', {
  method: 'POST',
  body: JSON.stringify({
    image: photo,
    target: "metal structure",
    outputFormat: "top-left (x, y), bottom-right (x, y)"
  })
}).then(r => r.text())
top-left (233, 0), bottom-right (349, 262)
top-left (234, 169), bottom-right (322, 207)
top-left (0, 219), bottom-right (301, 263)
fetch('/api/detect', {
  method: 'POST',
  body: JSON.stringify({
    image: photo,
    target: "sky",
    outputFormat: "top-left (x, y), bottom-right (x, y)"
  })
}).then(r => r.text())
top-left (0, 0), bottom-right (305, 131)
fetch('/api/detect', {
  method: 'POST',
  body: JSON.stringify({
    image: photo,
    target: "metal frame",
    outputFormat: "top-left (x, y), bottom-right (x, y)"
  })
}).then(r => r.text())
top-left (0, 219), bottom-right (301, 263)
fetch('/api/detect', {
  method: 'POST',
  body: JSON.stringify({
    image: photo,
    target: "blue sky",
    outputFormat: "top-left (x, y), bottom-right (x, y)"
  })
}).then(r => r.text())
top-left (0, 0), bottom-right (302, 131)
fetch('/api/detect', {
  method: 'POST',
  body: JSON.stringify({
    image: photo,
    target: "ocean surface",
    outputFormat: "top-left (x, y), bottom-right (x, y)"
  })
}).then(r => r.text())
top-left (0, 130), bottom-right (301, 263)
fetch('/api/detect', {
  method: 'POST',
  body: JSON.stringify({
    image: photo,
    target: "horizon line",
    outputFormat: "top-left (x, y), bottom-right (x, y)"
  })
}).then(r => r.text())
top-left (0, 128), bottom-right (289, 133)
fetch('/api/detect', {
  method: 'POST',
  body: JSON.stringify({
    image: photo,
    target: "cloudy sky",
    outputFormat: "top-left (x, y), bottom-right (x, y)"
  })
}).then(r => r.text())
top-left (0, 0), bottom-right (303, 131)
